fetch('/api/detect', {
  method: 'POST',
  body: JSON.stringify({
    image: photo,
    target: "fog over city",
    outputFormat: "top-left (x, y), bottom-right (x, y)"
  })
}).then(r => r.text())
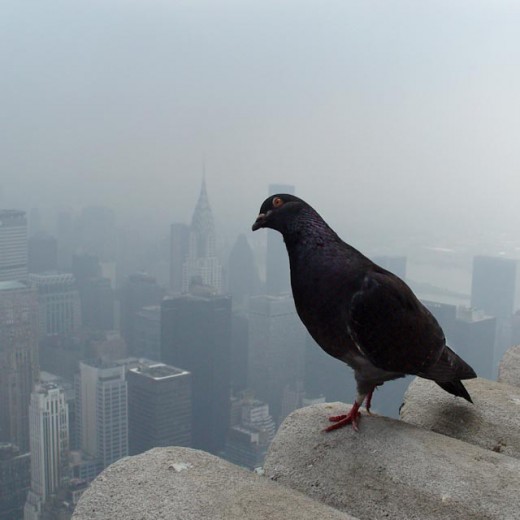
top-left (2, 1), bottom-right (520, 237)
top-left (2, 2), bottom-right (520, 519)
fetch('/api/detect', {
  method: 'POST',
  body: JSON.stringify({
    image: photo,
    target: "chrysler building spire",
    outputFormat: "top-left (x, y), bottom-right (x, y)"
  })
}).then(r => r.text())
top-left (182, 176), bottom-right (223, 294)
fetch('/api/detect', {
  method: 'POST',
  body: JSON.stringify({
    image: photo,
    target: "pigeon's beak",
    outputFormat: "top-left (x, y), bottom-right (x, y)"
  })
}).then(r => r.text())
top-left (252, 212), bottom-right (268, 231)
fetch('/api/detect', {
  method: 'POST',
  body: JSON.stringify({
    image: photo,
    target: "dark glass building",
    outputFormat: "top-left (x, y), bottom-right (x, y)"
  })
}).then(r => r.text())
top-left (127, 361), bottom-right (192, 455)
top-left (471, 256), bottom-right (516, 318)
top-left (161, 294), bottom-right (231, 454)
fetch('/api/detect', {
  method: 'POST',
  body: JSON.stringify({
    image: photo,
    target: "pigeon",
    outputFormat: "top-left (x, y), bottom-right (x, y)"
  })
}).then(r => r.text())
top-left (252, 194), bottom-right (477, 431)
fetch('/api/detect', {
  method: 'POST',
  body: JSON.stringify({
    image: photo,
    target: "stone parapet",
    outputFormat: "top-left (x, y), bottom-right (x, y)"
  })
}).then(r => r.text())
top-left (400, 377), bottom-right (520, 458)
top-left (498, 344), bottom-right (520, 387)
top-left (72, 446), bottom-right (357, 520)
top-left (263, 402), bottom-right (520, 520)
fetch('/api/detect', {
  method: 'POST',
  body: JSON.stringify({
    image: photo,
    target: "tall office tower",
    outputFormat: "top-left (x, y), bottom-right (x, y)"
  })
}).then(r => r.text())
top-left (0, 281), bottom-right (39, 451)
top-left (450, 307), bottom-right (496, 380)
top-left (169, 223), bottom-right (189, 294)
top-left (79, 276), bottom-right (114, 331)
top-left (372, 255), bottom-right (407, 280)
top-left (77, 361), bottom-right (128, 470)
top-left (0, 443), bottom-right (30, 520)
top-left (40, 372), bottom-right (78, 451)
top-left (227, 234), bottom-right (262, 310)
top-left (27, 233), bottom-right (58, 274)
top-left (471, 256), bottom-right (517, 318)
top-left (182, 178), bottom-right (223, 294)
top-left (133, 305), bottom-right (161, 360)
top-left (28, 273), bottom-right (82, 337)
top-left (127, 361), bottom-right (192, 455)
top-left (265, 184), bottom-right (295, 295)
top-left (230, 313), bottom-right (249, 393)
top-left (248, 294), bottom-right (306, 424)
top-left (0, 210), bottom-right (28, 282)
top-left (24, 383), bottom-right (69, 520)
top-left (120, 273), bottom-right (164, 354)
top-left (224, 397), bottom-right (276, 470)
top-left (77, 206), bottom-right (116, 262)
top-left (161, 294), bottom-right (231, 454)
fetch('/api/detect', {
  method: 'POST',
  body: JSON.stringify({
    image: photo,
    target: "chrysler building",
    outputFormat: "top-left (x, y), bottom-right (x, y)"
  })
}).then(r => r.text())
top-left (182, 178), bottom-right (223, 294)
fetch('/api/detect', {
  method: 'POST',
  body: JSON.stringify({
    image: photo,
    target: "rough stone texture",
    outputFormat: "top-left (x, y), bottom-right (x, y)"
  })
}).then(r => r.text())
top-left (263, 402), bottom-right (520, 520)
top-left (400, 377), bottom-right (520, 459)
top-left (72, 446), bottom-right (357, 520)
top-left (498, 344), bottom-right (520, 387)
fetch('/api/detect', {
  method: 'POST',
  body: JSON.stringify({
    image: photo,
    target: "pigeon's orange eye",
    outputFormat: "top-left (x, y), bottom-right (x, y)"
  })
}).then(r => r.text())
top-left (272, 197), bottom-right (284, 208)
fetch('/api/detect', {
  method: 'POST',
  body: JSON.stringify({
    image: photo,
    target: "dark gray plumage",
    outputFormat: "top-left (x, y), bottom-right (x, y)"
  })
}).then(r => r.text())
top-left (252, 194), bottom-right (476, 431)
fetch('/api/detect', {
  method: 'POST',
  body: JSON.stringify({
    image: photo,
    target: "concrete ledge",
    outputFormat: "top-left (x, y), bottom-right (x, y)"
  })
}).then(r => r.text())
top-left (401, 377), bottom-right (520, 458)
top-left (72, 446), bottom-right (357, 520)
top-left (498, 344), bottom-right (520, 387)
top-left (263, 402), bottom-right (520, 520)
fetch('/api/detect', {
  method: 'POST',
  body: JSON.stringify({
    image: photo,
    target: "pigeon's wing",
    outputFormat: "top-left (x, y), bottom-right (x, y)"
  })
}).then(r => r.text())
top-left (347, 269), bottom-right (446, 376)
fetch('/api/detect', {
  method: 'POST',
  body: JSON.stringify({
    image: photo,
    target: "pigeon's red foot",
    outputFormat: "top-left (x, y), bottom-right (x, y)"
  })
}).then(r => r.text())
top-left (325, 402), bottom-right (361, 432)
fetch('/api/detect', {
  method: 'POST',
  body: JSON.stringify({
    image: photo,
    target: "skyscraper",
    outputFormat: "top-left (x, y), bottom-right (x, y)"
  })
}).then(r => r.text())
top-left (127, 360), bottom-right (192, 455)
top-left (79, 276), bottom-right (114, 332)
top-left (0, 210), bottom-right (28, 282)
top-left (133, 306), bottom-right (161, 360)
top-left (77, 361), bottom-right (128, 470)
top-left (451, 307), bottom-right (496, 380)
top-left (227, 234), bottom-right (262, 310)
top-left (120, 273), bottom-right (164, 355)
top-left (0, 443), bottom-right (30, 520)
top-left (247, 294), bottom-right (306, 424)
top-left (182, 178), bottom-right (223, 294)
top-left (24, 383), bottom-right (69, 520)
top-left (28, 273), bottom-right (82, 337)
top-left (0, 281), bottom-right (39, 451)
top-left (161, 294), bottom-right (231, 454)
top-left (471, 256), bottom-right (517, 318)
top-left (169, 223), bottom-right (189, 294)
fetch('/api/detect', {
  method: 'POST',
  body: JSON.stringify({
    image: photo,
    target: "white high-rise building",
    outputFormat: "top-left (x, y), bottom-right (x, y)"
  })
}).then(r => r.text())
top-left (78, 361), bottom-right (128, 470)
top-left (24, 383), bottom-right (69, 520)
top-left (0, 210), bottom-right (28, 282)
top-left (182, 178), bottom-right (223, 294)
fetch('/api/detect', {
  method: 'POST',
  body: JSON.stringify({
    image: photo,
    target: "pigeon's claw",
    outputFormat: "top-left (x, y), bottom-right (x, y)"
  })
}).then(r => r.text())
top-left (324, 402), bottom-right (361, 432)
top-left (328, 414), bottom-right (348, 423)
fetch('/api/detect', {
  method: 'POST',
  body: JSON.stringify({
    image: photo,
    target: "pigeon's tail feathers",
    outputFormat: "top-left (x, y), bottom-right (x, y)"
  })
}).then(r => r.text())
top-left (421, 345), bottom-right (477, 382)
top-left (435, 380), bottom-right (473, 403)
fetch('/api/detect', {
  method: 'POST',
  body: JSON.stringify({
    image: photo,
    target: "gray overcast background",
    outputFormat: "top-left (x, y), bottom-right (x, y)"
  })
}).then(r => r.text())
top-left (1, 0), bottom-right (520, 242)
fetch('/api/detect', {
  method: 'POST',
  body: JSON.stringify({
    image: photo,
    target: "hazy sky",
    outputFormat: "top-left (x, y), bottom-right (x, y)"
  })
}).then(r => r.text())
top-left (2, 0), bottom-right (520, 242)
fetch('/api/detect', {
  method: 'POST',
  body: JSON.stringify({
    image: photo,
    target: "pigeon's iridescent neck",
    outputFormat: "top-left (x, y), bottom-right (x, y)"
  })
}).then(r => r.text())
top-left (282, 207), bottom-right (340, 251)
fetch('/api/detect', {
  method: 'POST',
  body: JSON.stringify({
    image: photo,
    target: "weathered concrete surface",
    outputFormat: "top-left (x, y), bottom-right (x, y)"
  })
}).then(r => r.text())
top-left (72, 446), bottom-right (357, 520)
top-left (498, 344), bottom-right (520, 387)
top-left (400, 377), bottom-right (520, 459)
top-left (264, 402), bottom-right (520, 520)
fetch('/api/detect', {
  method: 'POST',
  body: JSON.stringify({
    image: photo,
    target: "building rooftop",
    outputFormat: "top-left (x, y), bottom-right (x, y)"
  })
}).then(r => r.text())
top-left (130, 361), bottom-right (190, 381)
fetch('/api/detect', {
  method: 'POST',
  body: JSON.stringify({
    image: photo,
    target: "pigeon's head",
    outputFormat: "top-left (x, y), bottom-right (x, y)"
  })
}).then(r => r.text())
top-left (252, 194), bottom-right (307, 234)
